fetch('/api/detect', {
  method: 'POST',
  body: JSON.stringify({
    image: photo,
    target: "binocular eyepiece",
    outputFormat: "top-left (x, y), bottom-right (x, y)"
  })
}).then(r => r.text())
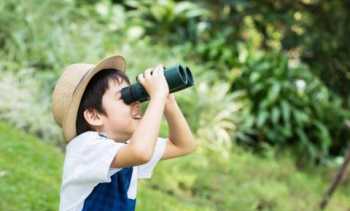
top-left (121, 64), bottom-right (194, 104)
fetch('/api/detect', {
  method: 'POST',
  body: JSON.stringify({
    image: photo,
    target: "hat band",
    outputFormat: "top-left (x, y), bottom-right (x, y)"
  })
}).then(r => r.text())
top-left (72, 68), bottom-right (93, 97)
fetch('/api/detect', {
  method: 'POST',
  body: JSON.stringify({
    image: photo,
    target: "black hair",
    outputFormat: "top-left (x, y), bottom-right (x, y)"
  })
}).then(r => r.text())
top-left (76, 68), bottom-right (130, 135)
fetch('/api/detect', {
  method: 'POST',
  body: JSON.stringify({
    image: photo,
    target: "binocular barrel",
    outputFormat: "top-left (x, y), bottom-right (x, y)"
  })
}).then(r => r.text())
top-left (121, 64), bottom-right (194, 104)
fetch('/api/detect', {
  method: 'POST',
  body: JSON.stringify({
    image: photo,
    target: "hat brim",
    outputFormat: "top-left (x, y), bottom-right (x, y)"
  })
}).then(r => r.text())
top-left (62, 55), bottom-right (126, 142)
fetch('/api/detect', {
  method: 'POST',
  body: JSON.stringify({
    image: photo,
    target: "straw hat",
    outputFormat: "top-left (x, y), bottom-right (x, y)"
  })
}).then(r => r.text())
top-left (52, 55), bottom-right (126, 143)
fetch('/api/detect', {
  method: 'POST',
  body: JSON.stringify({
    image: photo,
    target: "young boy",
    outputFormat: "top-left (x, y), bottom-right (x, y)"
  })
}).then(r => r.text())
top-left (52, 55), bottom-right (197, 211)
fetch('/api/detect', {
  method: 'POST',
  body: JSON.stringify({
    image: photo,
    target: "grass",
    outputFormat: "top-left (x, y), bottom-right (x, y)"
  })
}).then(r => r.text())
top-left (139, 146), bottom-right (350, 211)
top-left (0, 121), bottom-right (349, 211)
top-left (0, 122), bottom-right (63, 211)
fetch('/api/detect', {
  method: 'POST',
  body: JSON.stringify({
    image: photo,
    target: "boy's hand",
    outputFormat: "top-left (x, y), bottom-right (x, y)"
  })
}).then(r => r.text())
top-left (137, 64), bottom-right (169, 100)
top-left (114, 65), bottom-right (170, 168)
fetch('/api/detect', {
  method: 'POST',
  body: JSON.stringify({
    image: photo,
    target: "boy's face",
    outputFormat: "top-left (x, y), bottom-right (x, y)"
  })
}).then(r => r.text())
top-left (99, 79), bottom-right (142, 142)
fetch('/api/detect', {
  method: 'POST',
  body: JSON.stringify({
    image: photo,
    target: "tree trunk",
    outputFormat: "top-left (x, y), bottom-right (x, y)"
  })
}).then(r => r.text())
top-left (319, 120), bottom-right (350, 210)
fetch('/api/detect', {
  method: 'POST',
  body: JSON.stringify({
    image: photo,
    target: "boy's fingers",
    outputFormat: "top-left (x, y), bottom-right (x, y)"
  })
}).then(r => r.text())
top-left (159, 66), bottom-right (165, 74)
top-left (152, 67), bottom-right (158, 76)
top-left (144, 68), bottom-right (153, 79)
top-left (137, 74), bottom-right (144, 83)
top-left (154, 64), bottom-right (164, 75)
top-left (159, 67), bottom-right (165, 76)
top-left (159, 64), bottom-right (165, 70)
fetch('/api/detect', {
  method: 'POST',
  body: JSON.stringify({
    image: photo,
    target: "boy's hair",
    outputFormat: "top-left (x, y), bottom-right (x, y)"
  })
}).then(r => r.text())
top-left (76, 68), bottom-right (130, 135)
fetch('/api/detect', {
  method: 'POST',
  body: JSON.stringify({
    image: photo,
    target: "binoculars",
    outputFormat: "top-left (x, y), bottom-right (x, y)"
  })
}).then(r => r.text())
top-left (121, 64), bottom-right (194, 104)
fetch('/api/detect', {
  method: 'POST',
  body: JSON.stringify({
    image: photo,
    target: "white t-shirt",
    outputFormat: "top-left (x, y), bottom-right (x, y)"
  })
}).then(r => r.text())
top-left (59, 131), bottom-right (167, 211)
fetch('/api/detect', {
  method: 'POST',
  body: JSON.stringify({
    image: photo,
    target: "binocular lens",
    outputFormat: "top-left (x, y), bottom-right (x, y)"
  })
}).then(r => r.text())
top-left (185, 66), bottom-right (194, 87)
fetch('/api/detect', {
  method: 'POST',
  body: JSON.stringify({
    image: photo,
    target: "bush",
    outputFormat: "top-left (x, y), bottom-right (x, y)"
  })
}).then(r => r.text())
top-left (0, 68), bottom-right (64, 145)
top-left (231, 51), bottom-right (350, 163)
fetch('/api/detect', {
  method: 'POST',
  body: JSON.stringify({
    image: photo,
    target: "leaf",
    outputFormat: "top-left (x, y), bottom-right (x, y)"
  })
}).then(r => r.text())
top-left (256, 111), bottom-right (269, 127)
top-left (296, 128), bottom-right (316, 160)
top-left (293, 110), bottom-right (309, 126)
top-left (314, 121), bottom-right (331, 153)
top-left (281, 100), bottom-right (291, 124)
top-left (266, 82), bottom-right (281, 105)
top-left (271, 107), bottom-right (280, 124)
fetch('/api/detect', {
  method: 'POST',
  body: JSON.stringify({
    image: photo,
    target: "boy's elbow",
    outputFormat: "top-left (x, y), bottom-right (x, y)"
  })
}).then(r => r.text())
top-left (110, 144), bottom-right (152, 168)
top-left (132, 146), bottom-right (152, 164)
top-left (183, 139), bottom-right (198, 155)
top-left (137, 153), bottom-right (151, 164)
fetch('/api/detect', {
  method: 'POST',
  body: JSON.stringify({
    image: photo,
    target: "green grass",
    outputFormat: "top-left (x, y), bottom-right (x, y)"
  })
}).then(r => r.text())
top-left (141, 147), bottom-right (350, 211)
top-left (0, 122), bottom-right (63, 211)
top-left (0, 121), bottom-right (349, 211)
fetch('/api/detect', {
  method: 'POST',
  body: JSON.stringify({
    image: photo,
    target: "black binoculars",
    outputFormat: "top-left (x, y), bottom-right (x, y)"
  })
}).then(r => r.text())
top-left (121, 64), bottom-right (194, 104)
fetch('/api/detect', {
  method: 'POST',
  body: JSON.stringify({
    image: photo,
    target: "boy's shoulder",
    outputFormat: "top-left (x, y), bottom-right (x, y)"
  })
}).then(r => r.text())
top-left (65, 131), bottom-right (125, 156)
top-left (68, 131), bottom-right (102, 145)
top-left (66, 131), bottom-right (97, 150)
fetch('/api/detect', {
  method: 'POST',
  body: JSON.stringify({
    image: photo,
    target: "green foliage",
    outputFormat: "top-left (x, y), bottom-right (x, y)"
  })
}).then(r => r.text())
top-left (116, 0), bottom-right (210, 43)
top-left (1, 0), bottom-right (349, 161)
top-left (165, 1), bottom-right (350, 161)
top-left (0, 1), bottom-right (350, 209)
top-left (0, 69), bottom-right (63, 145)
top-left (145, 143), bottom-right (350, 211)
top-left (0, 122), bottom-right (63, 211)
top-left (231, 51), bottom-right (350, 163)
top-left (0, 0), bottom-right (248, 154)
top-left (2, 122), bottom-right (349, 210)
top-left (109, 0), bottom-right (350, 112)
top-left (177, 80), bottom-right (247, 154)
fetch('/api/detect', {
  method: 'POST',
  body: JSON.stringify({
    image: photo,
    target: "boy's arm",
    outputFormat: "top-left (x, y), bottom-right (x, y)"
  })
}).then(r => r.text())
top-left (111, 65), bottom-right (168, 168)
top-left (161, 94), bottom-right (198, 160)
top-left (111, 96), bottom-right (166, 168)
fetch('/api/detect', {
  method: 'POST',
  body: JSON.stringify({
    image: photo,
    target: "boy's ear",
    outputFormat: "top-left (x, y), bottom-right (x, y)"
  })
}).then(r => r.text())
top-left (83, 108), bottom-right (103, 128)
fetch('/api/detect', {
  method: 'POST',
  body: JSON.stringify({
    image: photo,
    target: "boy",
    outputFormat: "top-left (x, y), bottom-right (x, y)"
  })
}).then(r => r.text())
top-left (52, 55), bottom-right (197, 211)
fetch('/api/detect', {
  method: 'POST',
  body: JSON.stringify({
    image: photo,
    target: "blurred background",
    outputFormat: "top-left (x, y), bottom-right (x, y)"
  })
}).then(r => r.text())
top-left (0, 0), bottom-right (349, 210)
